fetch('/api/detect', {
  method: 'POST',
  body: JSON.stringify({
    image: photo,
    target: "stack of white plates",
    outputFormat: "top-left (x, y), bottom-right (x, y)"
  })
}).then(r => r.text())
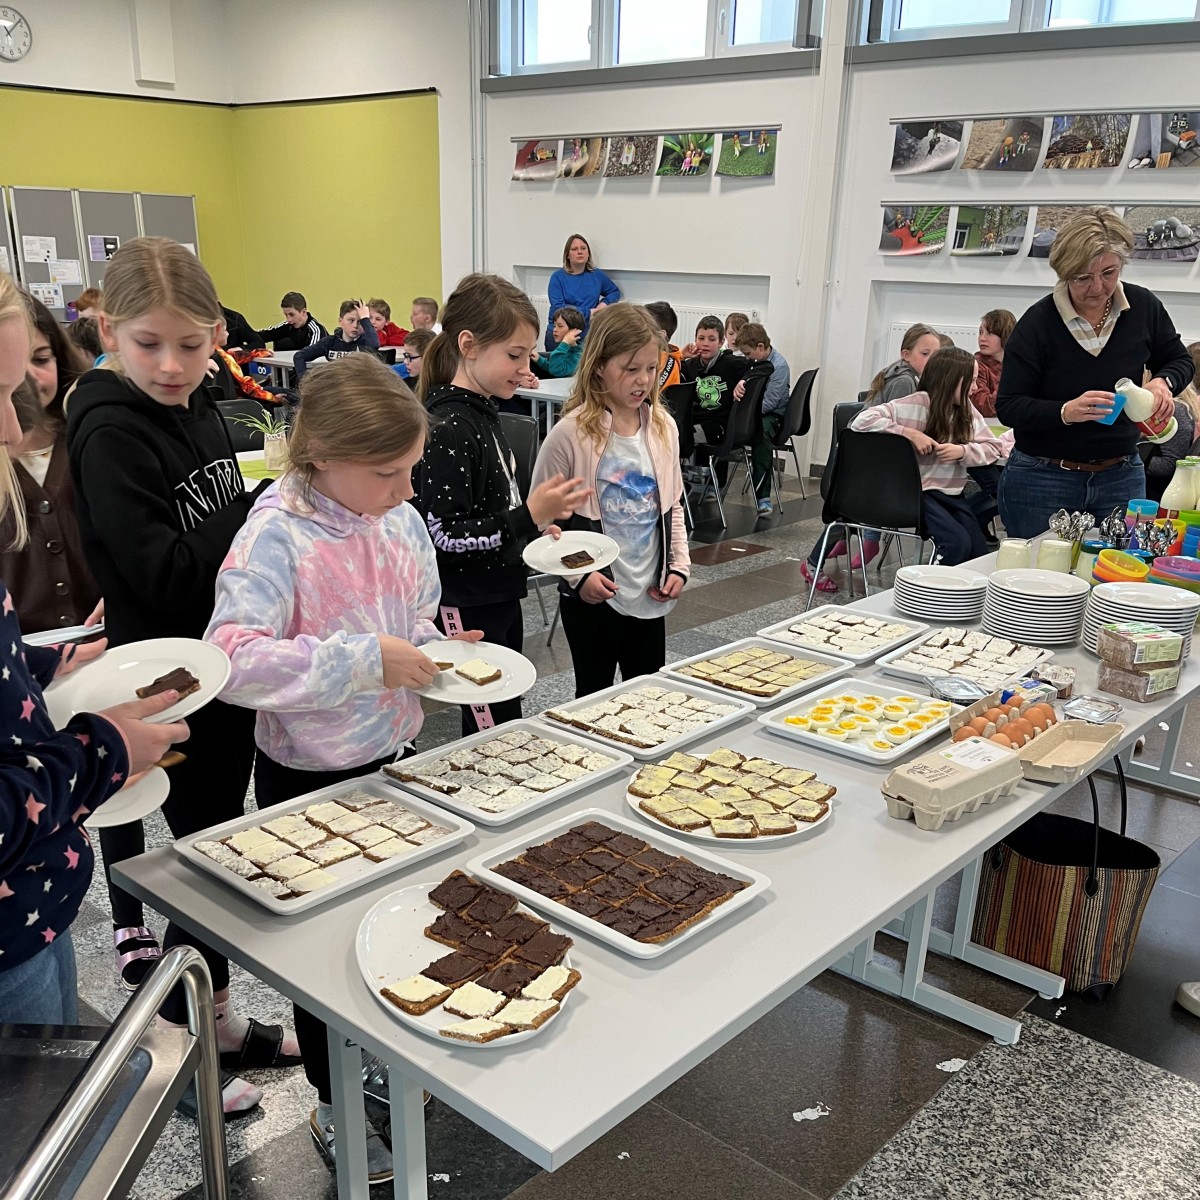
top-left (981, 569), bottom-right (1089, 646)
top-left (893, 564), bottom-right (988, 622)
top-left (1082, 581), bottom-right (1200, 657)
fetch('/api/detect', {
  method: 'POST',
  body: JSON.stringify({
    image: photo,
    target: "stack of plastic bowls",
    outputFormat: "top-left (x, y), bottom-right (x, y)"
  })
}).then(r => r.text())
top-left (1092, 548), bottom-right (1150, 585)
top-left (1150, 555), bottom-right (1200, 595)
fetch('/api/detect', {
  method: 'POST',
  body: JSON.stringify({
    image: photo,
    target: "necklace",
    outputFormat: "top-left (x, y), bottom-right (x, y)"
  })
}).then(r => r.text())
top-left (1089, 295), bottom-right (1113, 333)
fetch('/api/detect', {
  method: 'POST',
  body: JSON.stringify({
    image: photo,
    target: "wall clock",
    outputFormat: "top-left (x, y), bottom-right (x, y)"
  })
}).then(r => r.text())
top-left (0, 9), bottom-right (31, 62)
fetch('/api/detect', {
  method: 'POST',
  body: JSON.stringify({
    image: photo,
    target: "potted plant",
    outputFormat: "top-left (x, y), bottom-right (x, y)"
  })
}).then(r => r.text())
top-left (230, 407), bottom-right (290, 471)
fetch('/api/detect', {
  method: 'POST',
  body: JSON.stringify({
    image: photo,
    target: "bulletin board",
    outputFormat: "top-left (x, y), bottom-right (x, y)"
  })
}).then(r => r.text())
top-left (9, 186), bottom-right (86, 313)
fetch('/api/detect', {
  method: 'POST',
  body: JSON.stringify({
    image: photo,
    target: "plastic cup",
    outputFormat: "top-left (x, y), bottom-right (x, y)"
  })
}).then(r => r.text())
top-left (1095, 391), bottom-right (1126, 426)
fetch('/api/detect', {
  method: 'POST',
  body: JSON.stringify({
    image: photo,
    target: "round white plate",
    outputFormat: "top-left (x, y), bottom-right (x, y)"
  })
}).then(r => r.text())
top-left (988, 570), bottom-right (1090, 599)
top-left (625, 790), bottom-right (830, 843)
top-left (356, 882), bottom-right (571, 1048)
top-left (1090, 581), bottom-right (1200, 613)
top-left (85, 767), bottom-right (170, 829)
top-left (523, 531), bottom-right (619, 577)
top-left (64, 638), bottom-right (231, 725)
top-left (413, 640), bottom-right (537, 705)
top-left (895, 565), bottom-right (988, 590)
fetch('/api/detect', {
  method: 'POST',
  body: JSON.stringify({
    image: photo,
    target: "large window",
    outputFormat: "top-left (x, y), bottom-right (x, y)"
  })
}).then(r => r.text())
top-left (499, 0), bottom-right (808, 75)
top-left (865, 0), bottom-right (1200, 42)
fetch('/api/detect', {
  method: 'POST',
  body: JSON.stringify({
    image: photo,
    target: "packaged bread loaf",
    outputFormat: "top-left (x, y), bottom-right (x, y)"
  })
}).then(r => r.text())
top-left (1095, 622), bottom-right (1183, 671)
top-left (1097, 661), bottom-right (1180, 703)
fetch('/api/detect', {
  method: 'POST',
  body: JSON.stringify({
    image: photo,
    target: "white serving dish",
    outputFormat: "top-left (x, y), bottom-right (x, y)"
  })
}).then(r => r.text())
top-left (86, 767), bottom-right (170, 829)
top-left (895, 564), bottom-right (989, 591)
top-left (413, 639), bottom-right (536, 705)
top-left (466, 807), bottom-right (770, 960)
top-left (379, 720), bottom-right (633, 826)
top-left (757, 605), bottom-right (928, 665)
top-left (988, 568), bottom-right (1091, 599)
top-left (757, 680), bottom-right (960, 765)
top-left (536, 675), bottom-right (754, 761)
top-left (176, 777), bottom-right (474, 914)
top-left (523, 530), bottom-right (619, 577)
top-left (356, 882), bottom-right (573, 1048)
top-left (874, 631), bottom-right (1054, 689)
top-left (624, 788), bottom-right (830, 844)
top-left (660, 638), bottom-right (854, 710)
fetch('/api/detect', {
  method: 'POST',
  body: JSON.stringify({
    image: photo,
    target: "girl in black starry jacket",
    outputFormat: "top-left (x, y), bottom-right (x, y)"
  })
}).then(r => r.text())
top-left (0, 272), bottom-right (186, 1025)
top-left (415, 274), bottom-right (590, 735)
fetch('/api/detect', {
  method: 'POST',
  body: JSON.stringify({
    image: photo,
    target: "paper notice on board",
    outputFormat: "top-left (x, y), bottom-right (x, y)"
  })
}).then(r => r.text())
top-left (29, 283), bottom-right (64, 309)
top-left (47, 259), bottom-right (82, 285)
top-left (0, 248), bottom-right (8, 274)
top-left (181, 242), bottom-right (196, 254)
top-left (88, 234), bottom-right (120, 261)
top-left (22, 235), bottom-right (57, 263)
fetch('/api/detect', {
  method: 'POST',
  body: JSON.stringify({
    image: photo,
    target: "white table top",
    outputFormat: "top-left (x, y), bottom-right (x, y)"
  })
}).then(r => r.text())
top-left (115, 568), bottom-right (1200, 1171)
top-left (260, 350), bottom-right (295, 367)
top-left (515, 376), bottom-right (574, 402)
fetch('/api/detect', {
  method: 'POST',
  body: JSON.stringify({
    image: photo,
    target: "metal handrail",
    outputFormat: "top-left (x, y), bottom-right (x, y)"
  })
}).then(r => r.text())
top-left (1, 945), bottom-right (228, 1200)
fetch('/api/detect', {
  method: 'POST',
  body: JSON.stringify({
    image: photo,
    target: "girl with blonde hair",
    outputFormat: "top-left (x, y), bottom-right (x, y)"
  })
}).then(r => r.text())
top-left (531, 304), bottom-right (690, 696)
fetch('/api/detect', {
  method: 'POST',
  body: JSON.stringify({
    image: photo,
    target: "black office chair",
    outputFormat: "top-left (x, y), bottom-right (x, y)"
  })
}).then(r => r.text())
top-left (662, 382), bottom-right (699, 530)
top-left (216, 398), bottom-right (270, 452)
top-left (806, 429), bottom-right (927, 611)
top-left (766, 367), bottom-right (818, 511)
top-left (693, 373), bottom-right (767, 528)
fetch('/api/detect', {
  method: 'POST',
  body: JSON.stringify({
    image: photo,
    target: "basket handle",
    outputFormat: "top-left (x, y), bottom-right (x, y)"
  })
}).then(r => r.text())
top-left (1085, 775), bottom-right (1101, 897)
top-left (1112, 755), bottom-right (1128, 837)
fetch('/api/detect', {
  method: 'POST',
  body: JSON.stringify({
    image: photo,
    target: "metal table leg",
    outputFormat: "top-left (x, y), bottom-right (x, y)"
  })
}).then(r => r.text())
top-left (390, 1073), bottom-right (430, 1200)
top-left (328, 1027), bottom-right (370, 1198)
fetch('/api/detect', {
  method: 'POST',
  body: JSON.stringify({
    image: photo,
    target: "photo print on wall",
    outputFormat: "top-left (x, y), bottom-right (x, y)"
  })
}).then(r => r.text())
top-left (512, 140), bottom-right (560, 182)
top-left (890, 120), bottom-right (965, 174)
top-left (558, 138), bottom-right (610, 179)
top-left (950, 205), bottom-right (1030, 256)
top-left (961, 118), bottom-right (1044, 171)
top-left (880, 204), bottom-right (949, 256)
top-left (1028, 205), bottom-right (1118, 258)
top-left (1042, 114), bottom-right (1132, 169)
top-left (604, 135), bottom-right (659, 178)
top-left (658, 133), bottom-right (716, 177)
top-left (1127, 112), bottom-right (1200, 169)
top-left (716, 129), bottom-right (778, 176)
top-left (1124, 206), bottom-right (1200, 263)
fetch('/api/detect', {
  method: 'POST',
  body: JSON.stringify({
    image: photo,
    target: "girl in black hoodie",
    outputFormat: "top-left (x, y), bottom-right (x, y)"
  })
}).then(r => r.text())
top-left (415, 274), bottom-right (590, 735)
top-left (68, 238), bottom-right (297, 1117)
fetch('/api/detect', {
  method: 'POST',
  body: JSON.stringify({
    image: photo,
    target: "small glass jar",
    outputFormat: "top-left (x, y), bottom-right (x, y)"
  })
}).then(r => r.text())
top-left (1036, 538), bottom-right (1074, 573)
top-left (1074, 538), bottom-right (1109, 580)
top-left (996, 538), bottom-right (1032, 570)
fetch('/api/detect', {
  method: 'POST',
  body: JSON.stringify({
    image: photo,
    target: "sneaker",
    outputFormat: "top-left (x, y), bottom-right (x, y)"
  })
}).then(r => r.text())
top-left (849, 541), bottom-right (881, 570)
top-left (1176, 981), bottom-right (1200, 1017)
top-left (310, 1106), bottom-right (394, 1185)
top-left (800, 560), bottom-right (837, 593)
top-left (757, 498), bottom-right (774, 516)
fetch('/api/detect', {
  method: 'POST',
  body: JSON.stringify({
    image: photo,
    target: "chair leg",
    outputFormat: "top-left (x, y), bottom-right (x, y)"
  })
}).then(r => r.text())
top-left (789, 445), bottom-right (806, 500)
top-left (709, 461), bottom-right (727, 528)
top-left (875, 532), bottom-right (896, 574)
top-left (804, 523), bottom-right (836, 612)
top-left (547, 594), bottom-right (561, 647)
top-left (854, 527), bottom-right (871, 599)
top-left (532, 576), bottom-right (549, 627)
top-left (771, 456), bottom-right (784, 514)
top-left (742, 449), bottom-right (754, 498)
top-left (681, 487), bottom-right (694, 532)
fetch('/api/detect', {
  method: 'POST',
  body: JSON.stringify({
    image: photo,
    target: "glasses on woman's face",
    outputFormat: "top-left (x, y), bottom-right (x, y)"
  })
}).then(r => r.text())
top-left (402, 352), bottom-right (421, 362)
top-left (1070, 265), bottom-right (1121, 287)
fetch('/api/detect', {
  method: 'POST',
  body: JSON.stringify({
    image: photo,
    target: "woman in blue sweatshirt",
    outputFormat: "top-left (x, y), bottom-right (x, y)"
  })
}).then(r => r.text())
top-left (546, 234), bottom-right (620, 348)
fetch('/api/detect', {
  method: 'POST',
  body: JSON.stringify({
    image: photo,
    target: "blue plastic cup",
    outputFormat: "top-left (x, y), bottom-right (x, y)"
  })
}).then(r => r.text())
top-left (1095, 391), bottom-right (1125, 426)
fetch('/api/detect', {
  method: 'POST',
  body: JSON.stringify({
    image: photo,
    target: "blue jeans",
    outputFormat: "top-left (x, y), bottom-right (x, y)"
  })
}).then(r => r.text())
top-left (0, 930), bottom-right (77, 1025)
top-left (998, 450), bottom-right (1146, 540)
top-left (922, 490), bottom-right (988, 565)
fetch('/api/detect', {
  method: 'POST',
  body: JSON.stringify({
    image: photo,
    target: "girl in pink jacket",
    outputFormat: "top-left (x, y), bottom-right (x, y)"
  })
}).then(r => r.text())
top-left (531, 305), bottom-right (690, 697)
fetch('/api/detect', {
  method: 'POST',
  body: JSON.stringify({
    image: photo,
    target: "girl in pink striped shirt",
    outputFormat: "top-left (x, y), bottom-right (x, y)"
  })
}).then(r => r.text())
top-left (851, 346), bottom-right (1011, 565)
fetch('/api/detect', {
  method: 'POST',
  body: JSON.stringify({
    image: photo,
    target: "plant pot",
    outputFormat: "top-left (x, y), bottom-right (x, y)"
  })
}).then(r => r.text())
top-left (263, 432), bottom-right (289, 472)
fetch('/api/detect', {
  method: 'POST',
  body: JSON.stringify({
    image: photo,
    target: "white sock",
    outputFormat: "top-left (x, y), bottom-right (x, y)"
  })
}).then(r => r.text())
top-left (316, 1101), bottom-right (334, 1129)
top-left (214, 1000), bottom-right (300, 1058)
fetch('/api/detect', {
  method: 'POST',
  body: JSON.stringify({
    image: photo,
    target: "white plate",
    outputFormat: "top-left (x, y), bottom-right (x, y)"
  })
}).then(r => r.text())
top-left (895, 565), bottom-right (989, 591)
top-left (523, 531), bottom-right (619, 577)
top-left (756, 606), bottom-right (928, 665)
top-left (379, 720), bottom-right (633, 826)
top-left (1090, 581), bottom-right (1200, 613)
top-left (23, 623), bottom-right (105, 647)
top-left (414, 640), bottom-right (537, 705)
top-left (625, 788), bottom-right (830, 844)
top-left (757, 680), bottom-right (960, 765)
top-left (59, 638), bottom-right (231, 725)
top-left (466, 807), bottom-right (770, 960)
top-left (86, 767), bottom-right (170, 829)
top-left (356, 883), bottom-right (572, 1048)
top-left (660, 639), bottom-right (854, 710)
top-left (175, 777), bottom-right (474, 914)
top-left (537, 675), bottom-right (754, 761)
top-left (875, 632), bottom-right (1053, 687)
top-left (988, 569), bottom-right (1090, 599)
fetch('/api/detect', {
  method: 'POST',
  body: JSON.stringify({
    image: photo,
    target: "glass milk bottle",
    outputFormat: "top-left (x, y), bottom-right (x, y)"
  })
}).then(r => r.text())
top-left (1161, 461), bottom-right (1198, 518)
top-left (1115, 378), bottom-right (1178, 443)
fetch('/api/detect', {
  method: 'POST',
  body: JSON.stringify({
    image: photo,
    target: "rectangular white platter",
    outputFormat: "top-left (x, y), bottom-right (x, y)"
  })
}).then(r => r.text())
top-left (757, 605), bottom-right (929, 665)
top-left (874, 629), bottom-right (1054, 691)
top-left (466, 807), bottom-right (770, 960)
top-left (175, 776), bottom-right (474, 914)
top-left (535, 675), bottom-right (754, 761)
top-left (378, 720), bottom-right (634, 827)
top-left (660, 637), bottom-right (855, 710)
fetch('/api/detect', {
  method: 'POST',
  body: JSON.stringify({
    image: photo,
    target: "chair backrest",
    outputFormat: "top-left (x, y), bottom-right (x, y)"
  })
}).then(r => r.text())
top-left (713, 372), bottom-right (766, 454)
top-left (662, 382), bottom-right (697, 459)
top-left (217, 398), bottom-right (269, 452)
top-left (780, 368), bottom-right (818, 442)
top-left (819, 401), bottom-right (864, 501)
top-left (823, 428), bottom-right (924, 531)
top-left (498, 411), bottom-right (540, 499)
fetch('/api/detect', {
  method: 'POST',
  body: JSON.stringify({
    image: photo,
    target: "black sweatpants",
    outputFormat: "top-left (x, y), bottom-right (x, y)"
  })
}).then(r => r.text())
top-left (559, 592), bottom-right (667, 698)
top-left (159, 700), bottom-right (257, 1022)
top-left (436, 599), bottom-right (524, 736)
top-left (99, 820), bottom-right (147, 929)
top-left (253, 749), bottom-right (400, 1104)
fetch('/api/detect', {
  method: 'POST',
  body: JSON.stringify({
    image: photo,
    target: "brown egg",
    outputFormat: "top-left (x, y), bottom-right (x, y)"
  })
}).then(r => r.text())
top-left (1027, 713), bottom-right (1047, 733)
top-left (989, 733), bottom-right (1012, 748)
top-left (968, 716), bottom-right (990, 735)
top-left (1028, 703), bottom-right (1055, 727)
top-left (952, 726), bottom-right (975, 743)
top-left (1006, 718), bottom-right (1033, 744)
top-left (984, 707), bottom-right (1004, 724)
top-left (1001, 697), bottom-right (1024, 712)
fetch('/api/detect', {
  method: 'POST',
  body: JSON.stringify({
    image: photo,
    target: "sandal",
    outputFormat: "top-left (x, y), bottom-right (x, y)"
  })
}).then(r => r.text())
top-left (219, 1017), bottom-right (304, 1071)
top-left (114, 925), bottom-right (162, 992)
top-left (177, 1070), bottom-right (262, 1122)
top-left (800, 561), bottom-right (837, 593)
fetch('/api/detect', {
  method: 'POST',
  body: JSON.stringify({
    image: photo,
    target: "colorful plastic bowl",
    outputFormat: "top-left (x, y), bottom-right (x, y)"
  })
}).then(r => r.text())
top-left (1093, 548), bottom-right (1150, 583)
top-left (1154, 556), bottom-right (1200, 578)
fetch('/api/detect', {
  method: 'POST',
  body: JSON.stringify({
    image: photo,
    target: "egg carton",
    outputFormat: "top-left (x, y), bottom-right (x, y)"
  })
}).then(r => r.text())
top-left (883, 782), bottom-right (1019, 831)
top-left (947, 687), bottom-right (1058, 749)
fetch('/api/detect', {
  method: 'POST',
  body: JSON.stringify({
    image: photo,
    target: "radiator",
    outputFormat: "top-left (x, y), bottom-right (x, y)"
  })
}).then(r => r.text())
top-left (533, 296), bottom-right (762, 333)
top-left (886, 321), bottom-right (978, 360)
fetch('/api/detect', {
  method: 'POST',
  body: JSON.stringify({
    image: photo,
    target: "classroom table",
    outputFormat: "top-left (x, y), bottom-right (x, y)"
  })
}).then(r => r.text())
top-left (114, 564), bottom-right (1200, 1200)
top-left (515, 376), bottom-right (573, 438)
top-left (258, 350), bottom-right (295, 389)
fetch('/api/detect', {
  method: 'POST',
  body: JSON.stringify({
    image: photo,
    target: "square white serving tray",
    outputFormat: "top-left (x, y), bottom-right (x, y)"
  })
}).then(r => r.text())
top-left (874, 631), bottom-right (1054, 690)
top-left (378, 720), bottom-right (634, 827)
top-left (175, 777), bottom-right (475, 914)
top-left (660, 638), bottom-right (854, 710)
top-left (757, 605), bottom-right (928, 665)
top-left (535, 675), bottom-right (754, 761)
top-left (757, 679), bottom-right (962, 766)
top-left (466, 807), bottom-right (770, 960)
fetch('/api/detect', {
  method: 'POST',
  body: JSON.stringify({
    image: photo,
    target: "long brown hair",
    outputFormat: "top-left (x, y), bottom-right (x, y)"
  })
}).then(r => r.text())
top-left (286, 354), bottom-right (428, 512)
top-left (24, 292), bottom-right (87, 426)
top-left (866, 322), bottom-right (936, 403)
top-left (563, 305), bottom-right (671, 447)
top-left (419, 274), bottom-right (539, 403)
top-left (0, 273), bottom-right (30, 548)
top-left (561, 233), bottom-right (594, 272)
top-left (918, 347), bottom-right (975, 445)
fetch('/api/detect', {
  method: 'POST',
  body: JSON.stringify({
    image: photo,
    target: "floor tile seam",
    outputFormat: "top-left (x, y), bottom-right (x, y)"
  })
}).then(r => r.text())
top-left (643, 1100), bottom-right (823, 1200)
top-left (1157, 879), bottom-right (1200, 902)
